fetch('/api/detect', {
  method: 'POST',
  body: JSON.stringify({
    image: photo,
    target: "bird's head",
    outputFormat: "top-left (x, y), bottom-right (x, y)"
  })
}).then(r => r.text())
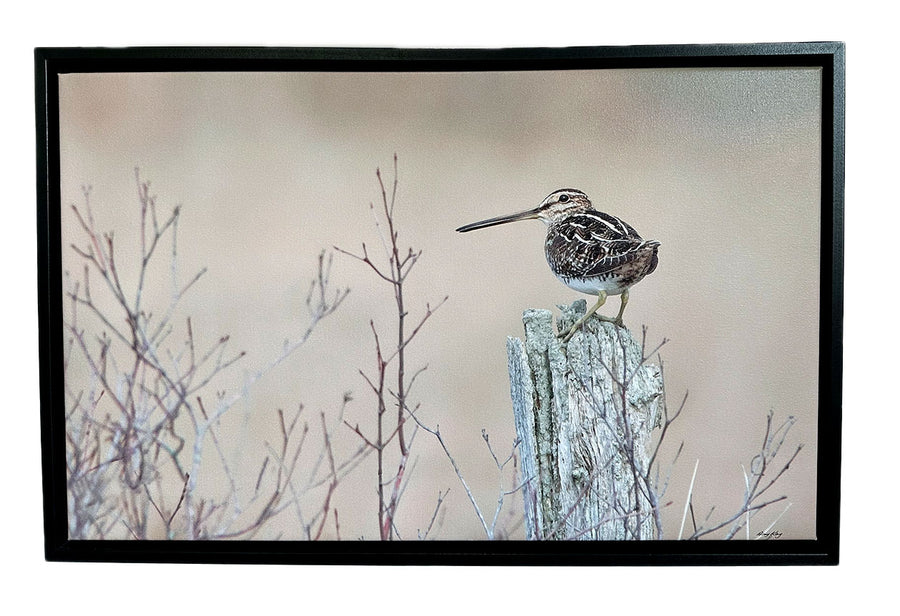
top-left (456, 188), bottom-right (593, 233)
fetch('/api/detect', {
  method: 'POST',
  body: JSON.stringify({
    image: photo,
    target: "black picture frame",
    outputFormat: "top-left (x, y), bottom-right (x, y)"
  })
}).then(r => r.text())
top-left (37, 42), bottom-right (844, 565)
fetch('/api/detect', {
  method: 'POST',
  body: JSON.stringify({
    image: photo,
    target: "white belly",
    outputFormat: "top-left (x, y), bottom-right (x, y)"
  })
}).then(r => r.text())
top-left (557, 275), bottom-right (627, 296)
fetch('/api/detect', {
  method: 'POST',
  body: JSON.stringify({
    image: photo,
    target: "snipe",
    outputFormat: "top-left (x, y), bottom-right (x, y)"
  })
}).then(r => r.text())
top-left (456, 188), bottom-right (659, 343)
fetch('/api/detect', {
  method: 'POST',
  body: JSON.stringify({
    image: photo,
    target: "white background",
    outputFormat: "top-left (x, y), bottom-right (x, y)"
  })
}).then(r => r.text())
top-left (2, 1), bottom-right (893, 612)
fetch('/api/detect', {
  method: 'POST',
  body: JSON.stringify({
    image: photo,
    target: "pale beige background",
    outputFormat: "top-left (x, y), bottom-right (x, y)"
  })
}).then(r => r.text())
top-left (59, 67), bottom-right (821, 540)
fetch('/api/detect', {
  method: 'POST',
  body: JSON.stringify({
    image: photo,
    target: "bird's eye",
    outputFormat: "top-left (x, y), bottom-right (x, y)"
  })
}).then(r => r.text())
top-left (558, 194), bottom-right (570, 203)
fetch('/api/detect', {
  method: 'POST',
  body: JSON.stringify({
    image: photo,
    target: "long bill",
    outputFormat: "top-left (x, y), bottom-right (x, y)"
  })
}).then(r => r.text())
top-left (455, 207), bottom-right (542, 233)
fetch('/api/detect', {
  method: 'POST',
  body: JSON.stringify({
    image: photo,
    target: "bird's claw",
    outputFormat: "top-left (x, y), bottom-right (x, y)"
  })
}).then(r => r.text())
top-left (597, 315), bottom-right (625, 328)
top-left (558, 328), bottom-right (576, 343)
top-left (558, 316), bottom-right (625, 344)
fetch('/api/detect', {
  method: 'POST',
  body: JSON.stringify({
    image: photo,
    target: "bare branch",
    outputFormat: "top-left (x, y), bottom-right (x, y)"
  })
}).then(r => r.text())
top-left (418, 489), bottom-right (449, 540)
top-left (65, 173), bottom-right (352, 541)
top-left (337, 157), bottom-right (447, 540)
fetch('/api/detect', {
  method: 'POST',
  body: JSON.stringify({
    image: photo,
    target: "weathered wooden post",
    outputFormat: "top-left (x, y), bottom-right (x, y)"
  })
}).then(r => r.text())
top-left (506, 300), bottom-right (664, 540)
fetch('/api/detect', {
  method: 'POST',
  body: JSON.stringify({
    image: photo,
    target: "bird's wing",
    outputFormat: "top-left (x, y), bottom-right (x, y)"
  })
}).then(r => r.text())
top-left (547, 212), bottom-right (656, 279)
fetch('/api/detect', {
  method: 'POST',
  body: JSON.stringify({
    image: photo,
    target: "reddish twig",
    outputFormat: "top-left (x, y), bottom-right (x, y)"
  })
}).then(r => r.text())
top-left (337, 156), bottom-right (447, 540)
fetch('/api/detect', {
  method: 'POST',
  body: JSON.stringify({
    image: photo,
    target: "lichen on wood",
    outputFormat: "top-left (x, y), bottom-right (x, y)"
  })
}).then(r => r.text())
top-left (507, 300), bottom-right (663, 540)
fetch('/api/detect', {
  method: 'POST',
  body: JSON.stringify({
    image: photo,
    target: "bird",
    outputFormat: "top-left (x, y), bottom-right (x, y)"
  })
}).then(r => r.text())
top-left (456, 188), bottom-right (659, 343)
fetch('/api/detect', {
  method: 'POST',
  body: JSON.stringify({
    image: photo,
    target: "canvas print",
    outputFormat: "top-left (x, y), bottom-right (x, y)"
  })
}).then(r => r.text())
top-left (55, 62), bottom-right (823, 545)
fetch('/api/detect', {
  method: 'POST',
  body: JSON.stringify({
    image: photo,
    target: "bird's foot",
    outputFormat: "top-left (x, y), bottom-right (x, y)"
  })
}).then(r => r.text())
top-left (596, 315), bottom-right (625, 328)
top-left (558, 315), bottom-right (624, 343)
top-left (558, 326), bottom-right (577, 344)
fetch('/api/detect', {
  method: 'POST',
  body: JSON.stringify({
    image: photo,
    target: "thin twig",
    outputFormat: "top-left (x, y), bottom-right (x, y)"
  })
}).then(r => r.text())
top-left (679, 459), bottom-right (700, 541)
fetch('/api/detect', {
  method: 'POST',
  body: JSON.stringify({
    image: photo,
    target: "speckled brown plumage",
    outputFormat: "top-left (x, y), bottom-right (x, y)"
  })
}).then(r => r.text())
top-left (456, 188), bottom-right (659, 340)
top-left (545, 209), bottom-right (659, 296)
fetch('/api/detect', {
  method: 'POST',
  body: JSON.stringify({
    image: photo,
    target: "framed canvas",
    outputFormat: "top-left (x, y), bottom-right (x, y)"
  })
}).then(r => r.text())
top-left (36, 43), bottom-right (844, 564)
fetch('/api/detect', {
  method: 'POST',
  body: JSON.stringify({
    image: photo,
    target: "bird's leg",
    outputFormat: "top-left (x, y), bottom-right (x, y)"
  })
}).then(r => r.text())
top-left (559, 290), bottom-right (607, 343)
top-left (596, 288), bottom-right (628, 328)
